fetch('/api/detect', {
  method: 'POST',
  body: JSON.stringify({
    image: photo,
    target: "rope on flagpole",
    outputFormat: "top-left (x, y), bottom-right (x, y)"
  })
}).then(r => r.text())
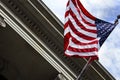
top-left (76, 57), bottom-right (92, 80)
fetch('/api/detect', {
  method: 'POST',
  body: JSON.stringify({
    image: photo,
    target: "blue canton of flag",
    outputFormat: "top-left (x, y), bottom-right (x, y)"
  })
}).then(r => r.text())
top-left (96, 19), bottom-right (116, 47)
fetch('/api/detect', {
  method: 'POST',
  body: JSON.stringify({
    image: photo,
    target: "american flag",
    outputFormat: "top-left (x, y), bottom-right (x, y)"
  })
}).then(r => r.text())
top-left (64, 0), bottom-right (116, 60)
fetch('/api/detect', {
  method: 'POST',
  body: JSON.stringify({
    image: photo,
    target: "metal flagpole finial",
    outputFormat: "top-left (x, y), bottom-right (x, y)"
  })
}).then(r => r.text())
top-left (0, 16), bottom-right (6, 28)
top-left (117, 15), bottom-right (120, 19)
top-left (114, 15), bottom-right (120, 25)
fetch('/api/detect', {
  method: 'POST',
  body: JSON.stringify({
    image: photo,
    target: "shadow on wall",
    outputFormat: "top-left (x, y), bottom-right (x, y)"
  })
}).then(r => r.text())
top-left (0, 74), bottom-right (7, 80)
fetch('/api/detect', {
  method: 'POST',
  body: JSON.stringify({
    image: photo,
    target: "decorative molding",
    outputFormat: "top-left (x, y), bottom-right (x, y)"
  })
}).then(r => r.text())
top-left (0, 16), bottom-right (6, 27)
top-left (0, 3), bottom-right (76, 80)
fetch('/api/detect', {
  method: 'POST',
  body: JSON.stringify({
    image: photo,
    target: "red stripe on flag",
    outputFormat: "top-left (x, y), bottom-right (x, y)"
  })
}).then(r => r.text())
top-left (68, 46), bottom-right (98, 53)
top-left (71, 36), bottom-right (98, 45)
top-left (70, 0), bottom-right (96, 27)
top-left (71, 0), bottom-right (77, 9)
top-left (69, 20), bottom-right (96, 40)
top-left (66, 0), bottom-right (70, 6)
top-left (65, 10), bottom-right (70, 18)
top-left (76, 0), bottom-right (96, 20)
top-left (64, 20), bottom-right (69, 29)
top-left (64, 32), bottom-right (71, 51)
top-left (79, 13), bottom-right (96, 27)
top-left (69, 10), bottom-right (97, 33)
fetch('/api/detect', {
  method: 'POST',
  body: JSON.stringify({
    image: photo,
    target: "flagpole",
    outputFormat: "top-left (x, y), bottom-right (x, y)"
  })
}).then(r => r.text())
top-left (76, 57), bottom-right (92, 80)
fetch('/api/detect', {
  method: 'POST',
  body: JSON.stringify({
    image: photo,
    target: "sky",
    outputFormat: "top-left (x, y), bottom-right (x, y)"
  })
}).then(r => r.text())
top-left (42, 0), bottom-right (120, 79)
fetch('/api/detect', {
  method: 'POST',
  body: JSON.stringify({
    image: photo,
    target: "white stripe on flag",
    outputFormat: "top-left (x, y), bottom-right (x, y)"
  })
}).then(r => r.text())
top-left (69, 0), bottom-right (95, 25)
top-left (69, 38), bottom-right (98, 49)
top-left (69, 15), bottom-right (97, 38)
